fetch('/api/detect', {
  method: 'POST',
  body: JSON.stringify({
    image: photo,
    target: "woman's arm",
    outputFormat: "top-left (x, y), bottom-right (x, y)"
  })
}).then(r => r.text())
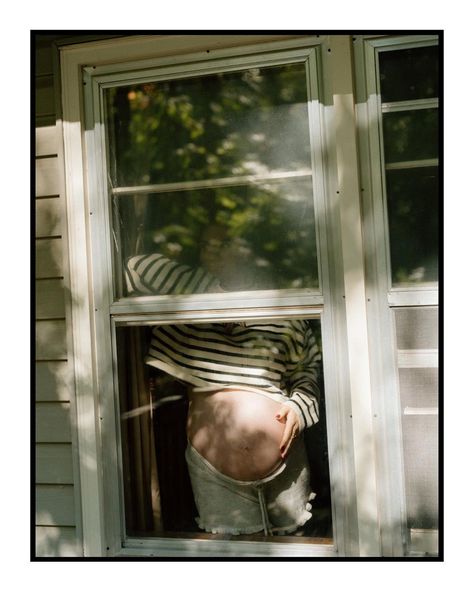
top-left (277, 321), bottom-right (321, 457)
top-left (125, 253), bottom-right (220, 296)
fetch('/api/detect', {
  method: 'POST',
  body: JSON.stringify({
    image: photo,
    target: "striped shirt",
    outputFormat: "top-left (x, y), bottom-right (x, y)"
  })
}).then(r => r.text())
top-left (125, 254), bottom-right (320, 429)
top-left (125, 253), bottom-right (221, 295)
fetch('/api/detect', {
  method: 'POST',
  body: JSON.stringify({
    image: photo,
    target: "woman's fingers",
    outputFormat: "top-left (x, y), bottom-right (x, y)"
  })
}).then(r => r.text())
top-left (275, 405), bottom-right (290, 421)
top-left (277, 407), bottom-right (299, 458)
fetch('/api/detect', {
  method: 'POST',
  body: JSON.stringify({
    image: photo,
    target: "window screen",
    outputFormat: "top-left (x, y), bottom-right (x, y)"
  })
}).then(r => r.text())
top-left (394, 307), bottom-right (439, 548)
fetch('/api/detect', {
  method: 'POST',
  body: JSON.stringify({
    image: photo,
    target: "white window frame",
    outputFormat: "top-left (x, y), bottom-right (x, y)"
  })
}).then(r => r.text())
top-left (355, 34), bottom-right (439, 305)
top-left (354, 34), bottom-right (440, 556)
top-left (61, 34), bottom-right (383, 558)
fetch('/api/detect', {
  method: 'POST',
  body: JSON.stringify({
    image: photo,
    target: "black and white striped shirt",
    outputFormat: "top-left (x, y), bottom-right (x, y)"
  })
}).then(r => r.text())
top-left (126, 254), bottom-right (320, 429)
top-left (125, 253), bottom-right (221, 295)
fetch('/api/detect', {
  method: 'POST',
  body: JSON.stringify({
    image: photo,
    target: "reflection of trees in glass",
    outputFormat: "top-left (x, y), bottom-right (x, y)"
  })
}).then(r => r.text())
top-left (379, 45), bottom-right (439, 103)
top-left (378, 45), bottom-right (439, 287)
top-left (108, 63), bottom-right (319, 292)
top-left (382, 109), bottom-right (438, 163)
top-left (386, 167), bottom-right (438, 284)
top-left (107, 64), bottom-right (311, 187)
top-left (114, 181), bottom-right (319, 291)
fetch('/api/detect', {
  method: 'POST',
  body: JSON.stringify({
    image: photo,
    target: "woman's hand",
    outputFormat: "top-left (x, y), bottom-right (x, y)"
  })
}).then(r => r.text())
top-left (275, 405), bottom-right (300, 458)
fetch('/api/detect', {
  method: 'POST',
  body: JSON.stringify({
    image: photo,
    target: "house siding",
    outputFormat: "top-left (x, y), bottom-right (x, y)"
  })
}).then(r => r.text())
top-left (35, 36), bottom-right (82, 557)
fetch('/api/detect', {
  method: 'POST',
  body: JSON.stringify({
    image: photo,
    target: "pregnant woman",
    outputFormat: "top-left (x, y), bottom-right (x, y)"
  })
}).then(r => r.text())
top-left (125, 225), bottom-right (321, 535)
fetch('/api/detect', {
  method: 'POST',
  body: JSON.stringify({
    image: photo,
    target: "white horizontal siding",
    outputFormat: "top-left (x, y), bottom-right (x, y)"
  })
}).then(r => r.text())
top-left (35, 37), bottom-right (81, 557)
top-left (36, 320), bottom-right (67, 360)
top-left (35, 361), bottom-right (71, 402)
top-left (36, 279), bottom-right (65, 319)
top-left (36, 75), bottom-right (56, 119)
top-left (36, 157), bottom-right (61, 196)
top-left (35, 40), bottom-right (54, 76)
top-left (36, 526), bottom-right (82, 557)
top-left (36, 125), bottom-right (58, 156)
top-left (36, 403), bottom-right (71, 442)
top-left (35, 237), bottom-right (63, 278)
top-left (36, 197), bottom-right (62, 237)
top-left (36, 485), bottom-right (76, 526)
top-left (36, 444), bottom-right (74, 484)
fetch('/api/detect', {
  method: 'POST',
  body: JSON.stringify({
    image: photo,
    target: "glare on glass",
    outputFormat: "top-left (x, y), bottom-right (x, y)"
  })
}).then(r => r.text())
top-left (106, 64), bottom-right (312, 188)
top-left (114, 180), bottom-right (319, 296)
top-left (106, 63), bottom-right (319, 297)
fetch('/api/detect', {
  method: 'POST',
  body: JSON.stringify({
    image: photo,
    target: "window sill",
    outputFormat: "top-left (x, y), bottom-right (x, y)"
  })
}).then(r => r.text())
top-left (116, 534), bottom-right (336, 558)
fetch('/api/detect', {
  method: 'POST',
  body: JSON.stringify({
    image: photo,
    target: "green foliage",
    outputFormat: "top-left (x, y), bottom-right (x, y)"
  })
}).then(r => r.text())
top-left (386, 167), bottom-right (438, 284)
top-left (108, 63), bottom-right (319, 291)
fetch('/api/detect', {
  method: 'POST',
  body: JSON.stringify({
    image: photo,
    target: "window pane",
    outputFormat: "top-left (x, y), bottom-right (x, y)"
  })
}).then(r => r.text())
top-left (116, 320), bottom-right (332, 541)
top-left (379, 45), bottom-right (439, 103)
top-left (399, 368), bottom-right (438, 409)
top-left (385, 167), bottom-right (438, 284)
top-left (401, 415), bottom-right (438, 530)
top-left (115, 178), bottom-right (319, 296)
top-left (382, 109), bottom-right (438, 164)
top-left (394, 307), bottom-right (438, 350)
top-left (106, 63), bottom-right (311, 188)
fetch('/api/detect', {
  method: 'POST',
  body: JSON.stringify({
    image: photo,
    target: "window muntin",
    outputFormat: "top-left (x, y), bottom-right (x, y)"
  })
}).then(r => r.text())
top-left (104, 60), bottom-right (321, 299)
top-left (378, 44), bottom-right (439, 287)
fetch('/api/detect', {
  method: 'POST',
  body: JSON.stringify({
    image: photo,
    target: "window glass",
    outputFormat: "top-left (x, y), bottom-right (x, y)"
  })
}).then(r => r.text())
top-left (378, 44), bottom-right (439, 286)
top-left (385, 167), bottom-right (438, 284)
top-left (116, 319), bottom-right (332, 542)
top-left (114, 179), bottom-right (319, 296)
top-left (382, 109), bottom-right (438, 163)
top-left (106, 61), bottom-right (320, 298)
top-left (379, 45), bottom-right (439, 103)
top-left (106, 64), bottom-right (311, 188)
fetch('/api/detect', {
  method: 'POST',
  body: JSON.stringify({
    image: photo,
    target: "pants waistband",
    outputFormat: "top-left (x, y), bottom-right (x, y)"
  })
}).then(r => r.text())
top-left (185, 440), bottom-right (288, 487)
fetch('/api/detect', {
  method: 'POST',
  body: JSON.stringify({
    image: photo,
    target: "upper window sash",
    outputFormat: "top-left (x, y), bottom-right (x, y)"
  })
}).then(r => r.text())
top-left (357, 34), bottom-right (439, 296)
top-left (83, 42), bottom-right (327, 318)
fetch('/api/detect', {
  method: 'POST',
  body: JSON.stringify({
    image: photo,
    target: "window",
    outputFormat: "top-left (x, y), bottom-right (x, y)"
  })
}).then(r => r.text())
top-left (378, 44), bottom-right (439, 287)
top-left (71, 37), bottom-right (349, 556)
top-left (355, 34), bottom-right (440, 556)
top-left (379, 42), bottom-right (440, 555)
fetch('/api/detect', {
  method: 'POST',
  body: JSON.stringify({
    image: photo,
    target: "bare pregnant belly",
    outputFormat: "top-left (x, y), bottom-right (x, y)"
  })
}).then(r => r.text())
top-left (186, 389), bottom-right (286, 481)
